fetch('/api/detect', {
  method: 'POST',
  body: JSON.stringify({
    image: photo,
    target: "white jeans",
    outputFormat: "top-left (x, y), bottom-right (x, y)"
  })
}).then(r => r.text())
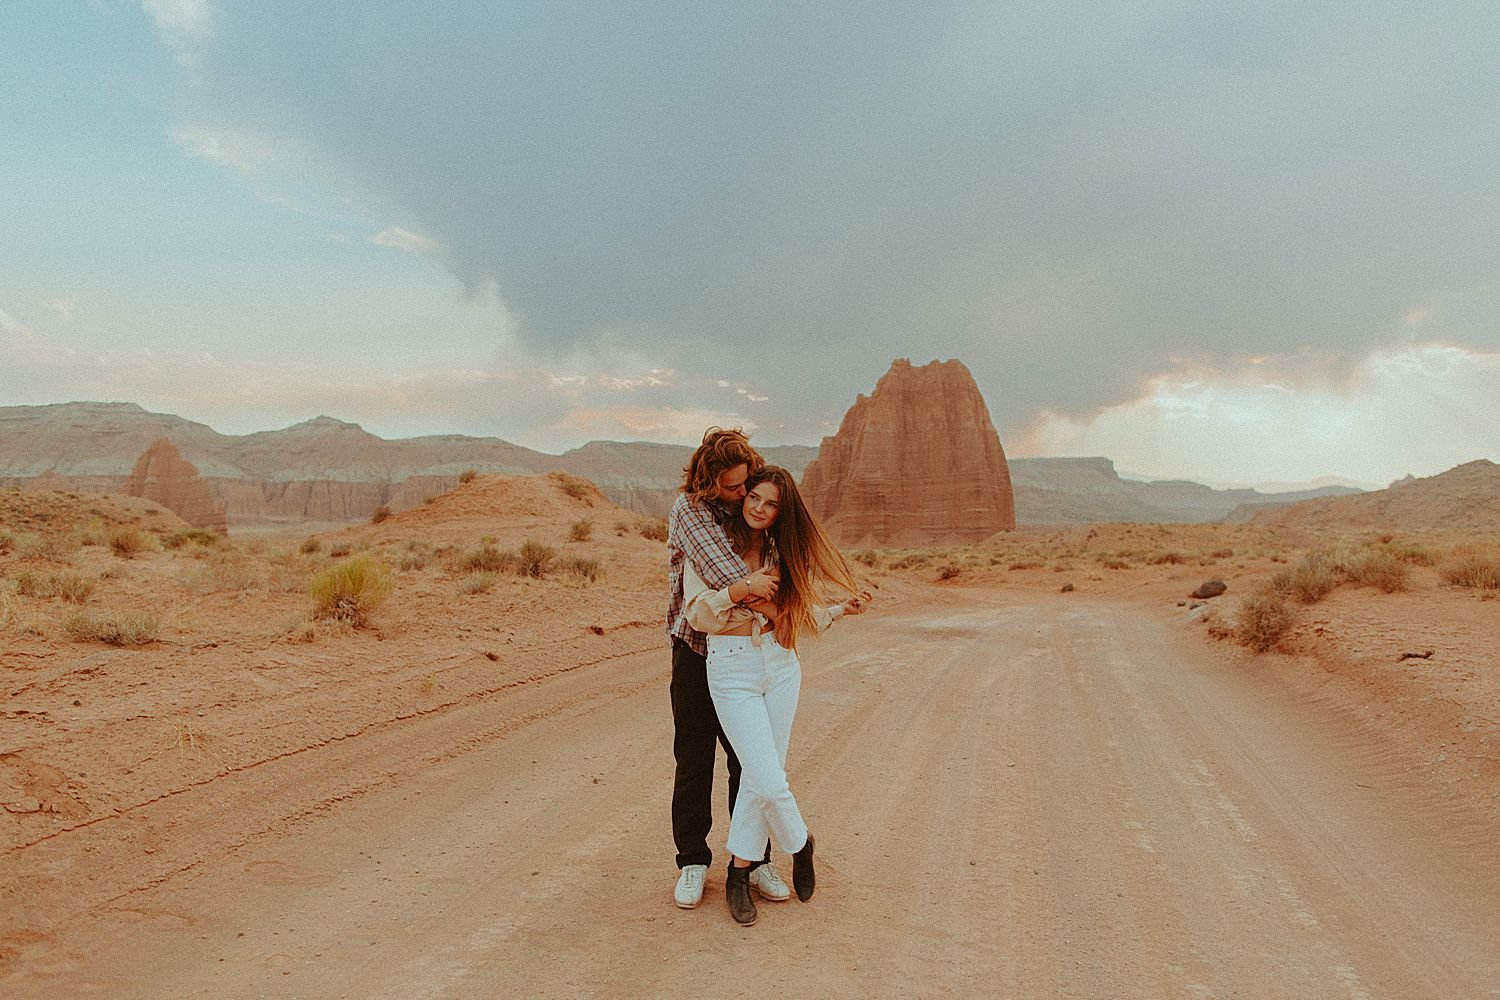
top-left (705, 632), bottom-right (809, 861)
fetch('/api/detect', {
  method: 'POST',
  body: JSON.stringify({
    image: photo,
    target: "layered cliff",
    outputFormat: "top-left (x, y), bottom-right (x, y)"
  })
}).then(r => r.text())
top-left (799, 359), bottom-right (1016, 546)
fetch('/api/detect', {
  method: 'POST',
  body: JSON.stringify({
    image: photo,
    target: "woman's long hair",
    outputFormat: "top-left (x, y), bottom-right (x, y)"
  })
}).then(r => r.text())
top-left (727, 466), bottom-right (860, 651)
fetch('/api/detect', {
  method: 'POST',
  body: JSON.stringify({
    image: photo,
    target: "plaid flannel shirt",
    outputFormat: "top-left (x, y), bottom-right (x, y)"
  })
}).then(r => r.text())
top-left (667, 492), bottom-right (751, 656)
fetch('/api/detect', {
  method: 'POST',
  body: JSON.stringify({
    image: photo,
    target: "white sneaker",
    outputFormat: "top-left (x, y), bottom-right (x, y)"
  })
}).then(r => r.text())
top-left (749, 863), bottom-right (791, 902)
top-left (674, 864), bottom-right (708, 909)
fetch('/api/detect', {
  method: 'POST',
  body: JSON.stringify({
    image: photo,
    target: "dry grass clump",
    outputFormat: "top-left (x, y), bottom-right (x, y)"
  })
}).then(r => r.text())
top-left (1233, 593), bottom-right (1297, 653)
top-left (1439, 551), bottom-right (1500, 591)
top-left (77, 520), bottom-right (109, 547)
top-left (300, 535), bottom-right (322, 554)
top-left (1380, 539), bottom-right (1435, 566)
top-left (187, 554), bottom-right (265, 593)
top-left (1268, 551), bottom-right (1341, 604)
top-left (1099, 557), bottom-right (1130, 570)
top-left (15, 570), bottom-right (95, 603)
top-left (457, 542), bottom-right (518, 574)
top-left (638, 518), bottom-right (668, 542)
top-left (459, 468), bottom-right (478, 484)
top-left (63, 608), bottom-right (160, 645)
top-left (518, 541), bottom-right (556, 578)
top-left (1149, 551), bottom-right (1188, 565)
top-left (19, 532), bottom-right (79, 562)
top-left (309, 553), bottom-right (393, 627)
top-left (852, 550), bottom-right (880, 568)
top-left (937, 564), bottom-right (961, 581)
top-left (370, 504), bottom-right (392, 524)
top-left (0, 529), bottom-right (16, 555)
top-left (458, 571), bottom-right (498, 595)
top-left (559, 555), bottom-right (603, 584)
top-left (328, 542), bottom-right (353, 558)
top-left (550, 472), bottom-right (595, 501)
top-left (109, 524), bottom-right (152, 559)
top-left (398, 542), bottom-right (432, 572)
top-left (569, 519), bottom-right (594, 542)
top-left (1341, 549), bottom-right (1410, 593)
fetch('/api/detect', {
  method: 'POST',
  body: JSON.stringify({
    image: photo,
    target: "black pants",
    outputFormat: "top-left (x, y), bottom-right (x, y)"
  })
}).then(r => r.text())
top-left (670, 637), bottom-right (767, 869)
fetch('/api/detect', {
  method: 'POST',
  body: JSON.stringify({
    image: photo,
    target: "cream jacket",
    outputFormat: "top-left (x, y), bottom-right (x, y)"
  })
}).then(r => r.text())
top-left (681, 557), bottom-right (845, 644)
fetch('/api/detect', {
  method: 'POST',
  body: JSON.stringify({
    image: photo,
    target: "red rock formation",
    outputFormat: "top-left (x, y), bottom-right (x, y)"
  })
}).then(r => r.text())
top-left (124, 439), bottom-right (228, 534)
top-left (799, 358), bottom-right (1016, 547)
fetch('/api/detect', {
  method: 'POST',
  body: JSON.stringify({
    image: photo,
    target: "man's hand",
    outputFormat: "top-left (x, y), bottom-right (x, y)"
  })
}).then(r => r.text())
top-left (842, 590), bottom-right (874, 616)
top-left (744, 568), bottom-right (779, 601)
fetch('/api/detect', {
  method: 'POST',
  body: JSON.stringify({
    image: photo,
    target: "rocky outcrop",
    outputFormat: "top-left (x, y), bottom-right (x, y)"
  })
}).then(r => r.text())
top-left (799, 359), bottom-right (1016, 547)
top-left (1245, 460), bottom-right (1500, 531)
top-left (123, 439), bottom-right (228, 534)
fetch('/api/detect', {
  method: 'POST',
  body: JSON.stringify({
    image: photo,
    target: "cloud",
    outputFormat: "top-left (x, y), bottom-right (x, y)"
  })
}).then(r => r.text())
top-left (142, 0), bottom-right (218, 68)
top-left (1019, 344), bottom-right (1500, 486)
top-left (149, 4), bottom-right (1498, 438)
top-left (170, 124), bottom-right (275, 174)
top-left (371, 227), bottom-right (439, 255)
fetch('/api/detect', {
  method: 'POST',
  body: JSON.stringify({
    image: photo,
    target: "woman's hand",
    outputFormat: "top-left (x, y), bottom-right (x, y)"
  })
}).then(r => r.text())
top-left (842, 590), bottom-right (874, 617)
top-left (744, 568), bottom-right (779, 601)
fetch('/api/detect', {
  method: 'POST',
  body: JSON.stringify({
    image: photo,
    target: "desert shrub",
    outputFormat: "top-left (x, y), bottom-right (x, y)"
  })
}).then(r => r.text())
top-left (638, 518), bottom-right (668, 542)
top-left (459, 543), bottom-right (517, 574)
top-left (77, 520), bottom-right (109, 547)
top-left (1269, 552), bottom-right (1340, 604)
top-left (1439, 552), bottom-right (1500, 591)
top-left (164, 529), bottom-right (221, 550)
top-left (328, 542), bottom-right (353, 558)
top-left (852, 550), bottom-right (880, 568)
top-left (1382, 541), bottom-right (1435, 566)
top-left (1210, 548), bottom-right (1235, 559)
top-left (398, 551), bottom-right (430, 571)
top-left (459, 468), bottom-right (477, 484)
top-left (1100, 558), bottom-right (1130, 570)
top-left (300, 535), bottom-right (322, 555)
top-left (518, 540), bottom-right (555, 578)
top-left (458, 571), bottom-right (498, 594)
top-left (370, 504), bottom-right (392, 524)
top-left (0, 529), bottom-right (15, 554)
top-left (1344, 550), bottom-right (1410, 593)
top-left (937, 564), bottom-right (961, 581)
top-left (14, 570), bottom-right (42, 597)
top-left (53, 571), bottom-right (94, 604)
top-left (559, 555), bottom-right (603, 584)
top-left (1149, 552), bottom-right (1187, 565)
top-left (189, 555), bottom-right (264, 593)
top-left (569, 519), bottom-right (594, 542)
top-left (20, 532), bottom-right (78, 562)
top-left (1233, 593), bottom-right (1296, 653)
top-left (423, 495), bottom-right (439, 505)
top-left (109, 525), bottom-right (149, 559)
top-left (1008, 560), bottom-right (1041, 571)
top-left (551, 472), bottom-right (594, 500)
top-left (309, 553), bottom-right (393, 627)
top-left (63, 608), bottom-right (159, 645)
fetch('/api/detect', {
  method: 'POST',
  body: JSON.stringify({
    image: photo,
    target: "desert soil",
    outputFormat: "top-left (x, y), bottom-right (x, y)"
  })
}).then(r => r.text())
top-left (3, 487), bottom-right (1499, 998)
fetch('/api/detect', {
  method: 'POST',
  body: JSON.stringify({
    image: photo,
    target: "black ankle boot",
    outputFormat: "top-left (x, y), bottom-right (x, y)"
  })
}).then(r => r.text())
top-left (726, 864), bottom-right (757, 926)
top-left (792, 833), bottom-right (816, 901)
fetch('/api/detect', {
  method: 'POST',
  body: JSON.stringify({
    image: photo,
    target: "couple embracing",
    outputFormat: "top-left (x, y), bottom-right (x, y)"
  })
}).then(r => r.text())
top-left (665, 427), bottom-right (872, 926)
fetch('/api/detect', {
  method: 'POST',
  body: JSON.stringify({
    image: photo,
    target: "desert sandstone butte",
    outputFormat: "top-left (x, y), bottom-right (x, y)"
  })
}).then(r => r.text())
top-left (800, 358), bottom-right (1016, 547)
top-left (123, 438), bottom-right (228, 535)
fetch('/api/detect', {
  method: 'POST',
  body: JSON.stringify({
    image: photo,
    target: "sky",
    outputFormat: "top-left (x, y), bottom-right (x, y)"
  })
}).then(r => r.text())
top-left (3, 2), bottom-right (1498, 489)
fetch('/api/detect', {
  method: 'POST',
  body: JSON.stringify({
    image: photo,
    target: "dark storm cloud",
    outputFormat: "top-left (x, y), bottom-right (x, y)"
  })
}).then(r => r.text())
top-left (173, 1), bottom-right (1500, 436)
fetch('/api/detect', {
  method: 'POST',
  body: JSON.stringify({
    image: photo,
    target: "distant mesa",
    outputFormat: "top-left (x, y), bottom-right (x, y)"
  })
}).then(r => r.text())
top-left (0, 400), bottom-right (1392, 530)
top-left (1245, 459), bottom-right (1500, 532)
top-left (124, 439), bottom-right (228, 534)
top-left (799, 358), bottom-right (1016, 547)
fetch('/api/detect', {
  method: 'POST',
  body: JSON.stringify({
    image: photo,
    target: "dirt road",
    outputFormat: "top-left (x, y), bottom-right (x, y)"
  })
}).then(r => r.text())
top-left (6, 591), bottom-right (1498, 998)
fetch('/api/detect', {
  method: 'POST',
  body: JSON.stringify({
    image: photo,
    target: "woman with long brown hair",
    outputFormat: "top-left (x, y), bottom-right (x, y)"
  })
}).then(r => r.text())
top-left (681, 465), bottom-right (872, 926)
